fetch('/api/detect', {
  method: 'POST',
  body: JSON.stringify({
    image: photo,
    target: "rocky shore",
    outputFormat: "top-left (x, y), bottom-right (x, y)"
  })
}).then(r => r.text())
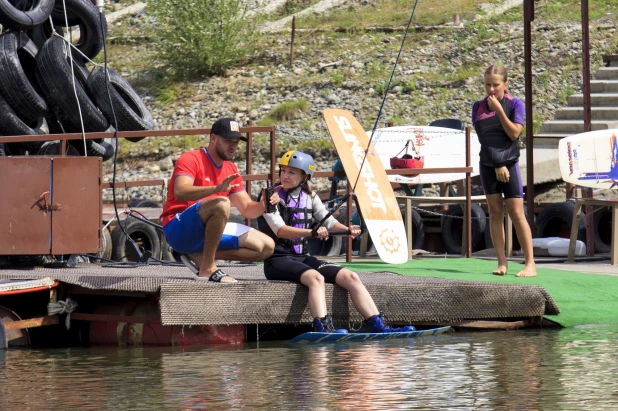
top-left (100, 1), bottom-right (618, 203)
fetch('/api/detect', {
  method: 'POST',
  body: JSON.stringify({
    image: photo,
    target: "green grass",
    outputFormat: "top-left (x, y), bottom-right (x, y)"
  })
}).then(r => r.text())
top-left (536, 0), bottom-right (618, 21)
top-left (297, 0), bottom-right (503, 28)
top-left (257, 99), bottom-right (310, 126)
top-left (341, 258), bottom-right (618, 328)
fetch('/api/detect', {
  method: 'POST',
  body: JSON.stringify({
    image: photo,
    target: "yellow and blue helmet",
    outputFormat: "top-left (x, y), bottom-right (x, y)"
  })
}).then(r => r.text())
top-left (278, 150), bottom-right (316, 179)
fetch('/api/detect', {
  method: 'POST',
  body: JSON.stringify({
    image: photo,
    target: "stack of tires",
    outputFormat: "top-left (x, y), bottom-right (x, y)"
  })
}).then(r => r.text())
top-left (0, 0), bottom-right (153, 159)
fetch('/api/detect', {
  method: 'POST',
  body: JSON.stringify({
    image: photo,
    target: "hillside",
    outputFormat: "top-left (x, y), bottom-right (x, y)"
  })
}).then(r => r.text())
top-left (98, 0), bottom-right (618, 202)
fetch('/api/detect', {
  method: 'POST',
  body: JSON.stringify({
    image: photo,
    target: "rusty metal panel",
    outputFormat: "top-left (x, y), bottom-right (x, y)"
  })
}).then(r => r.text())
top-left (51, 156), bottom-right (102, 254)
top-left (0, 157), bottom-right (52, 255)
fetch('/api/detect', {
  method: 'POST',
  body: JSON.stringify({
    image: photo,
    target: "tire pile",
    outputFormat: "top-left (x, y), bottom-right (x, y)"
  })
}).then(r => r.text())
top-left (0, 0), bottom-right (153, 160)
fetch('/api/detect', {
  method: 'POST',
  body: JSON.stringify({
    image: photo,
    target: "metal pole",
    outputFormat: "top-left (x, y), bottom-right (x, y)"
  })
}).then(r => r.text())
top-left (270, 128), bottom-right (276, 187)
top-left (523, 0), bottom-right (535, 234)
top-left (290, 16), bottom-right (296, 68)
top-left (465, 126), bottom-right (472, 258)
top-left (581, 0), bottom-right (594, 256)
top-left (346, 180), bottom-right (352, 262)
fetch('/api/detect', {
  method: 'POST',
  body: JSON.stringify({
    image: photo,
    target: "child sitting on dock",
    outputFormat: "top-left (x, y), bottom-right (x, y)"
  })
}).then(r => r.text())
top-left (258, 150), bottom-right (414, 334)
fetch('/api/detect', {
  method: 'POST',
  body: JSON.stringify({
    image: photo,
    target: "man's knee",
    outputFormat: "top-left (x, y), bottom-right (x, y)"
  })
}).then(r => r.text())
top-left (198, 197), bottom-right (231, 220)
top-left (261, 237), bottom-right (275, 259)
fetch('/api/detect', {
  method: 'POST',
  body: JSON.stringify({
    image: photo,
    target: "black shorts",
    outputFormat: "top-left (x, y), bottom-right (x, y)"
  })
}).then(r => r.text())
top-left (264, 254), bottom-right (343, 284)
top-left (479, 162), bottom-right (523, 199)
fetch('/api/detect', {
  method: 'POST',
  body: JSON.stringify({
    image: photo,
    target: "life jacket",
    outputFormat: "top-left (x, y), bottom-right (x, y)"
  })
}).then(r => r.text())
top-left (258, 188), bottom-right (314, 255)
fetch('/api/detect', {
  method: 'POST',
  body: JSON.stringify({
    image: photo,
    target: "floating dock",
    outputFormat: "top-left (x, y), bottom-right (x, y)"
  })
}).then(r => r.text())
top-left (0, 260), bottom-right (561, 348)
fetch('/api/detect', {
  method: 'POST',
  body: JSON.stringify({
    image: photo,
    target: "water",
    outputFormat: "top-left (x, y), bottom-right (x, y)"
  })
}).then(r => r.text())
top-left (1, 326), bottom-right (617, 410)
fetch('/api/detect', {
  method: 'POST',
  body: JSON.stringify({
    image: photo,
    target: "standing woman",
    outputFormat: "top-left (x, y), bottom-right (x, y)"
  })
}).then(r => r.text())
top-left (472, 65), bottom-right (536, 277)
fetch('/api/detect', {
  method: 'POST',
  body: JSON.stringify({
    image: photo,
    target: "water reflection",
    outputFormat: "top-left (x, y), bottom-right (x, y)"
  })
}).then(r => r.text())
top-left (0, 326), bottom-right (617, 410)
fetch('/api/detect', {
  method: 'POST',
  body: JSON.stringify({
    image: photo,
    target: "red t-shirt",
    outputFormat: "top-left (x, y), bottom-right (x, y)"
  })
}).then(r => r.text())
top-left (160, 148), bottom-right (244, 227)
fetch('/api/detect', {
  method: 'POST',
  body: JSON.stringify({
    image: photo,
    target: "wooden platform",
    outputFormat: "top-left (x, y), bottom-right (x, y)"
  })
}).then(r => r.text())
top-left (0, 263), bottom-right (560, 334)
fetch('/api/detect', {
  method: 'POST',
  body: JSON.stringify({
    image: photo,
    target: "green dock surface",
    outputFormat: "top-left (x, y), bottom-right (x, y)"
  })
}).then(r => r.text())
top-left (342, 258), bottom-right (618, 328)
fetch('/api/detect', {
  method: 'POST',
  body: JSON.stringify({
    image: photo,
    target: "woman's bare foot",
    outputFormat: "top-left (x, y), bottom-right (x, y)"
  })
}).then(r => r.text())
top-left (492, 265), bottom-right (508, 276)
top-left (515, 264), bottom-right (537, 278)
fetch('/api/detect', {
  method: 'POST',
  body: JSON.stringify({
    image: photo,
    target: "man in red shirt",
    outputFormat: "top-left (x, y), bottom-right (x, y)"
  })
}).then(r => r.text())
top-left (160, 118), bottom-right (276, 282)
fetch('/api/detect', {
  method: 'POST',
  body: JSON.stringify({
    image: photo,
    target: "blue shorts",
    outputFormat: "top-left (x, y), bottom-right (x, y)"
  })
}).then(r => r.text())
top-left (163, 201), bottom-right (241, 254)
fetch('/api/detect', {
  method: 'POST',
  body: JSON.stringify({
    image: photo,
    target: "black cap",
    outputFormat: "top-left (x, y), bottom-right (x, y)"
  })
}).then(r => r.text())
top-left (211, 118), bottom-right (247, 141)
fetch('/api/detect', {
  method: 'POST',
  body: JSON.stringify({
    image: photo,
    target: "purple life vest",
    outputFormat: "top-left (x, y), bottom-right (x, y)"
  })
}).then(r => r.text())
top-left (278, 188), bottom-right (312, 254)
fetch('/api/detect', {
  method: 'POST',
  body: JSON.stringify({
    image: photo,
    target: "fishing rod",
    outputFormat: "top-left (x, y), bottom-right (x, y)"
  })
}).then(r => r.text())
top-left (310, 0), bottom-right (421, 235)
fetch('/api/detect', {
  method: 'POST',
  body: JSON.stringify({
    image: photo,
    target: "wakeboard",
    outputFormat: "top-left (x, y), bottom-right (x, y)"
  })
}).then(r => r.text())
top-left (288, 326), bottom-right (451, 344)
top-left (559, 129), bottom-right (618, 189)
top-left (322, 109), bottom-right (408, 264)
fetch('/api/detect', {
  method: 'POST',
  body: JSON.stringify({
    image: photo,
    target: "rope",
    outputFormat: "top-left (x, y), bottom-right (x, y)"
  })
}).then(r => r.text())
top-left (48, 298), bottom-right (78, 330)
top-left (352, 0), bottom-right (420, 193)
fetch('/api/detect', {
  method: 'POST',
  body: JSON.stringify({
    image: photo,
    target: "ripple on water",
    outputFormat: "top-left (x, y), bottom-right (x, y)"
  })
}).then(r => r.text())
top-left (0, 327), bottom-right (617, 410)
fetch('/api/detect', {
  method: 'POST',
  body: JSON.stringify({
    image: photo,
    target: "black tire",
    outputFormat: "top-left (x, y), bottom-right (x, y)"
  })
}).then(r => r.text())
top-left (323, 236), bottom-right (343, 256)
top-left (51, 0), bottom-right (108, 59)
top-left (35, 36), bottom-right (109, 133)
top-left (0, 92), bottom-right (47, 155)
top-left (535, 201), bottom-right (586, 242)
top-left (99, 137), bottom-right (116, 161)
top-left (111, 219), bottom-right (161, 262)
top-left (27, 20), bottom-right (64, 49)
top-left (0, 143), bottom-right (6, 156)
top-left (129, 198), bottom-right (160, 208)
top-left (0, 0), bottom-right (54, 30)
top-left (441, 203), bottom-right (487, 254)
top-left (93, 227), bottom-right (113, 260)
top-left (593, 207), bottom-right (612, 253)
top-left (306, 238), bottom-right (327, 256)
top-left (68, 138), bottom-right (107, 157)
top-left (71, 53), bottom-right (90, 85)
top-left (51, 0), bottom-right (80, 26)
top-left (0, 32), bottom-right (49, 121)
top-left (37, 140), bottom-right (80, 155)
top-left (161, 235), bottom-right (180, 261)
top-left (405, 208), bottom-right (425, 250)
top-left (87, 67), bottom-right (153, 142)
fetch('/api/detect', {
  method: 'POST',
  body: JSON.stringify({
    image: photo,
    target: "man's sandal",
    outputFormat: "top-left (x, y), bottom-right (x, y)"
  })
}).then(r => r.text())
top-left (207, 269), bottom-right (237, 283)
top-left (194, 269), bottom-right (237, 283)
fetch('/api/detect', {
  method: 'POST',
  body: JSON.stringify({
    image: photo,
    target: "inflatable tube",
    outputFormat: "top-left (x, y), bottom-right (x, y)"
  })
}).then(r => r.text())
top-left (441, 203), bottom-right (487, 254)
top-left (111, 219), bottom-right (161, 262)
top-left (535, 201), bottom-right (586, 242)
top-left (593, 206), bottom-right (612, 253)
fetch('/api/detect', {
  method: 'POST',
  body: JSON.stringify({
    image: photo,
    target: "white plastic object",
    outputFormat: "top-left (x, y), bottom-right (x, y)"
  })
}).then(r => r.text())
top-left (532, 237), bottom-right (586, 257)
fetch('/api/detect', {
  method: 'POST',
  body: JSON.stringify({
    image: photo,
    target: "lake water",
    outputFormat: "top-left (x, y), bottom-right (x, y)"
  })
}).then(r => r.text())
top-left (1, 325), bottom-right (617, 410)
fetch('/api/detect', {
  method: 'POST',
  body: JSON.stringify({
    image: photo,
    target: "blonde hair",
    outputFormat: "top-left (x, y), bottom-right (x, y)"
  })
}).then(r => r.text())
top-left (484, 65), bottom-right (508, 82)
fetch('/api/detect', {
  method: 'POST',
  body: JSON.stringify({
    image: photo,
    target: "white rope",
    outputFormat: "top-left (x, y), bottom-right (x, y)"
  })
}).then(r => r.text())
top-left (48, 298), bottom-right (78, 330)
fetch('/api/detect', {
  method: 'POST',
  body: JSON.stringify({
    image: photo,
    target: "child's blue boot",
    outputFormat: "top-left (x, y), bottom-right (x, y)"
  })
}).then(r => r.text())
top-left (312, 315), bottom-right (348, 333)
top-left (367, 313), bottom-right (415, 333)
